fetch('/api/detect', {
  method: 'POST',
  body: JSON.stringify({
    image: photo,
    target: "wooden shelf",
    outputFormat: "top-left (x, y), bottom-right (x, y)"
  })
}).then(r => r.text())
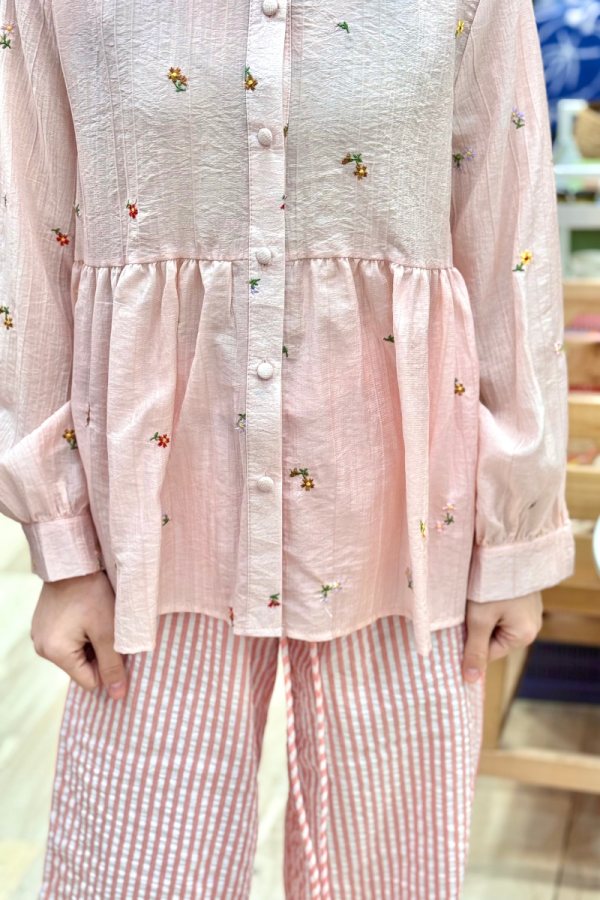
top-left (564, 279), bottom-right (600, 325)
top-left (569, 391), bottom-right (600, 442)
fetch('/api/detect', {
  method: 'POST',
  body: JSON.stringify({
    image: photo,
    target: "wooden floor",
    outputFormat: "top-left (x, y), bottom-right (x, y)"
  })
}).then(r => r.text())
top-left (2, 516), bottom-right (600, 899)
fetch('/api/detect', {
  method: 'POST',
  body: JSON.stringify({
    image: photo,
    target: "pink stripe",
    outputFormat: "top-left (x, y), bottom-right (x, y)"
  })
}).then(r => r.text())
top-left (158, 613), bottom-right (211, 896)
top-left (372, 619), bottom-right (411, 893)
top-left (128, 613), bottom-right (191, 897)
top-left (346, 631), bottom-right (388, 892)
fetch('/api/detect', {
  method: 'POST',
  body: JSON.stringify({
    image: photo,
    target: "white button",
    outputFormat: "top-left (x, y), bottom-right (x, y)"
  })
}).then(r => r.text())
top-left (257, 361), bottom-right (274, 380)
top-left (257, 128), bottom-right (273, 147)
top-left (257, 476), bottom-right (274, 493)
top-left (256, 247), bottom-right (272, 265)
top-left (262, 0), bottom-right (279, 15)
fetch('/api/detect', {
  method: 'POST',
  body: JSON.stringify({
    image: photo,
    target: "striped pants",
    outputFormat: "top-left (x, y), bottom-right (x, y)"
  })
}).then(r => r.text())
top-left (40, 613), bottom-right (484, 900)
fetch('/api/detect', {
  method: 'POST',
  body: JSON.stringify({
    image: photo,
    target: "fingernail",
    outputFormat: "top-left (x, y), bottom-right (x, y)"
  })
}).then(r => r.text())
top-left (108, 681), bottom-right (125, 698)
top-left (464, 669), bottom-right (481, 683)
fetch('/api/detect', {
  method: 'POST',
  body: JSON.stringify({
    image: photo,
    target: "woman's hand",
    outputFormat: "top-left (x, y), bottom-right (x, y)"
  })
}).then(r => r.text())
top-left (462, 591), bottom-right (543, 683)
top-left (31, 570), bottom-right (127, 700)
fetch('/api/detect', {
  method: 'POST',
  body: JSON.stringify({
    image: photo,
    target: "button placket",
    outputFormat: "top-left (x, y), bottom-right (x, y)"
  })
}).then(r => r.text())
top-left (241, 1), bottom-right (287, 633)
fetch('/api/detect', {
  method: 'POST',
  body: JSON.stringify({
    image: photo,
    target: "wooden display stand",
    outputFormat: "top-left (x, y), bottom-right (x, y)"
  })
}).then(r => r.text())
top-left (479, 279), bottom-right (600, 793)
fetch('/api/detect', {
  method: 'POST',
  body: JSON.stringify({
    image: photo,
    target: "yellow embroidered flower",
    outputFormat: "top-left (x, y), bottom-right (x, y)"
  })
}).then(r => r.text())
top-left (454, 378), bottom-right (465, 395)
top-left (245, 66), bottom-right (258, 90)
top-left (168, 67), bottom-right (188, 91)
top-left (63, 428), bottom-right (78, 449)
top-left (513, 250), bottom-right (533, 272)
top-left (420, 520), bottom-right (427, 538)
top-left (455, 20), bottom-right (465, 37)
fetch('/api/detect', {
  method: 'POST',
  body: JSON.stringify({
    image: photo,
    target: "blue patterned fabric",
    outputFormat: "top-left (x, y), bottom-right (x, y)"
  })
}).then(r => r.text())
top-left (535, 0), bottom-right (600, 125)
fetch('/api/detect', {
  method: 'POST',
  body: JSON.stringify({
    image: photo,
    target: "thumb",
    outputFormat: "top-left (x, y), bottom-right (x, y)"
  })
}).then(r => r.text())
top-left (463, 608), bottom-right (494, 683)
top-left (90, 629), bottom-right (128, 700)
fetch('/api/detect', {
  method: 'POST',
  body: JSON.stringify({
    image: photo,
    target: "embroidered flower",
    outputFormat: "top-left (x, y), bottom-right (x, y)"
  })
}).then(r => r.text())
top-left (406, 566), bottom-right (413, 589)
top-left (1, 23), bottom-right (15, 49)
top-left (453, 148), bottom-right (475, 170)
top-left (237, 413), bottom-right (246, 431)
top-left (554, 341), bottom-right (564, 354)
top-left (282, 345), bottom-right (289, 357)
top-left (229, 606), bottom-right (234, 625)
top-left (513, 250), bottom-right (532, 272)
top-left (245, 66), bottom-right (258, 90)
top-left (95, 545), bottom-right (105, 570)
top-left (511, 108), bottom-right (525, 129)
top-left (63, 428), bottom-right (78, 449)
top-left (420, 520), bottom-right (427, 539)
top-left (86, 404), bottom-right (91, 426)
top-left (290, 467), bottom-right (315, 491)
top-left (454, 378), bottom-right (465, 395)
top-left (168, 67), bottom-right (188, 91)
top-left (162, 512), bottom-right (170, 526)
top-left (268, 593), bottom-right (281, 607)
top-left (383, 334), bottom-right (395, 343)
top-left (126, 200), bottom-right (139, 219)
top-left (0, 306), bottom-right (12, 329)
top-left (150, 432), bottom-right (170, 448)
top-left (443, 502), bottom-right (455, 525)
top-left (320, 582), bottom-right (342, 602)
top-left (281, 195), bottom-right (286, 209)
top-left (249, 278), bottom-right (260, 294)
top-left (455, 19), bottom-right (465, 37)
top-left (434, 520), bottom-right (446, 533)
top-left (3, 193), bottom-right (7, 206)
top-left (342, 152), bottom-right (368, 180)
top-left (337, 21), bottom-right (350, 32)
top-left (284, 124), bottom-right (289, 137)
top-left (51, 228), bottom-right (69, 246)
top-left (74, 203), bottom-right (81, 217)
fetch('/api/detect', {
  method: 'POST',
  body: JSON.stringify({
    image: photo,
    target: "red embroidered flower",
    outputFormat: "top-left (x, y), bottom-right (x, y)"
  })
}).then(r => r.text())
top-left (51, 228), bottom-right (69, 246)
top-left (268, 593), bottom-right (281, 607)
top-left (150, 431), bottom-right (170, 447)
top-left (229, 606), bottom-right (234, 625)
top-left (126, 200), bottom-right (138, 219)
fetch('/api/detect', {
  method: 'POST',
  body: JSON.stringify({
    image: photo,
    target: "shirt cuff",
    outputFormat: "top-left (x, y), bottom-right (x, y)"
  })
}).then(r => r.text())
top-left (22, 514), bottom-right (100, 581)
top-left (467, 522), bottom-right (575, 603)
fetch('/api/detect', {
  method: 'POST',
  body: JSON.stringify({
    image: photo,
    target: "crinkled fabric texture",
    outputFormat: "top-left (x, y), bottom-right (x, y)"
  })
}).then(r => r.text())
top-left (0, 0), bottom-right (574, 655)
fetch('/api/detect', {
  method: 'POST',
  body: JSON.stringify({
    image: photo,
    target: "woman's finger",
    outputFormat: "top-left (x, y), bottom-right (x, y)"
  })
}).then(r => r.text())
top-left (463, 606), bottom-right (495, 683)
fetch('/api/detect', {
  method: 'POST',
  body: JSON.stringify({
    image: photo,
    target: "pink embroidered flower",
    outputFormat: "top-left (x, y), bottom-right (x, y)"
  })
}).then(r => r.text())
top-left (554, 341), bottom-right (564, 354)
top-left (443, 502), bottom-right (455, 525)
top-left (434, 520), bottom-right (446, 533)
top-left (1, 23), bottom-right (15, 49)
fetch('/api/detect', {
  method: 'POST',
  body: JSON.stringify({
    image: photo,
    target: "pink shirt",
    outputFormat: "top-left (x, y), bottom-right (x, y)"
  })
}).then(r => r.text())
top-left (0, 0), bottom-right (574, 656)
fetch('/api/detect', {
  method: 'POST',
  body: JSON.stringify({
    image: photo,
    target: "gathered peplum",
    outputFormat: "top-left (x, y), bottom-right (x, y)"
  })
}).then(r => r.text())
top-left (0, 0), bottom-right (573, 655)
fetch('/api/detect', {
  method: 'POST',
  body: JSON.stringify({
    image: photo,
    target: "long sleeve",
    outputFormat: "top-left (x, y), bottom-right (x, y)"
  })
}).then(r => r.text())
top-left (0, 0), bottom-right (98, 580)
top-left (452, 0), bottom-right (575, 602)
